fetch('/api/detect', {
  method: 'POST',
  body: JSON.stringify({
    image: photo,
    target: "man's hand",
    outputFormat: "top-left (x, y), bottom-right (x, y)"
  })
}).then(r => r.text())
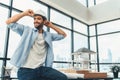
top-left (22, 9), bottom-right (34, 17)
top-left (44, 20), bottom-right (53, 28)
top-left (44, 20), bottom-right (67, 37)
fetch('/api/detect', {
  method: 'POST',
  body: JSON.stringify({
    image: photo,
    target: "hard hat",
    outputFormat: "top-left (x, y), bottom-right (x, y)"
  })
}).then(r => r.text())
top-left (34, 9), bottom-right (47, 20)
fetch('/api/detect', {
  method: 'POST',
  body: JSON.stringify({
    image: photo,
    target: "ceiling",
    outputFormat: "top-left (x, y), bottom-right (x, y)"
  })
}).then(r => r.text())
top-left (41, 0), bottom-right (120, 25)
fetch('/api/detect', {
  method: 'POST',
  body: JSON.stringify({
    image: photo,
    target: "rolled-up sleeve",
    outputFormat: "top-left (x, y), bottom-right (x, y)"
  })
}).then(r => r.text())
top-left (51, 33), bottom-right (65, 41)
top-left (7, 23), bottom-right (25, 36)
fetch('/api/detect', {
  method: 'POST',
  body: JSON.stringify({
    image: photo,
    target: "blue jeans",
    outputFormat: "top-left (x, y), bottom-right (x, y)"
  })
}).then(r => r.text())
top-left (17, 66), bottom-right (68, 80)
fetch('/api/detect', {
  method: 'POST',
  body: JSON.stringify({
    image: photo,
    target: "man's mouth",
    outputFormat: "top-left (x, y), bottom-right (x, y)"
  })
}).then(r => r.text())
top-left (34, 23), bottom-right (40, 27)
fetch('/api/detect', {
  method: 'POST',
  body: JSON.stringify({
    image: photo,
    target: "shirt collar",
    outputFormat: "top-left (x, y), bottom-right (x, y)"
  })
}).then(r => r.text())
top-left (33, 27), bottom-right (38, 32)
top-left (33, 28), bottom-right (45, 34)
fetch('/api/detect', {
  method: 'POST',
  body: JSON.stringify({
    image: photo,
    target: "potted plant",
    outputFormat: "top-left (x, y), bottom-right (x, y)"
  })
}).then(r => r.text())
top-left (110, 65), bottom-right (120, 78)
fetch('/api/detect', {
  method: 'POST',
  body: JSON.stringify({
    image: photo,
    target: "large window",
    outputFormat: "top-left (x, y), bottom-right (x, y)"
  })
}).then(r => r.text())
top-left (1, 0), bottom-right (120, 76)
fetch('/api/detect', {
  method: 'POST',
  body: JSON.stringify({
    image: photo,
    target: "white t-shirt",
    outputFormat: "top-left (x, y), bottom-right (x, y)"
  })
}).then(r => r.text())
top-left (22, 33), bottom-right (47, 69)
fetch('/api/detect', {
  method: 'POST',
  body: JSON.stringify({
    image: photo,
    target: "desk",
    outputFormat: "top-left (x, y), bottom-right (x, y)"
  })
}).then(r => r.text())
top-left (69, 78), bottom-right (120, 80)
top-left (0, 77), bottom-right (120, 80)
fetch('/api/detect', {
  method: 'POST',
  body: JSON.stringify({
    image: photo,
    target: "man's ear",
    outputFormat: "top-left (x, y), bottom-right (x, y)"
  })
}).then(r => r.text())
top-left (43, 20), bottom-right (47, 25)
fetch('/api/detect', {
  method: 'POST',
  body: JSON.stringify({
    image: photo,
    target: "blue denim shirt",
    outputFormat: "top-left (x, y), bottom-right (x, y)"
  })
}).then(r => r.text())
top-left (8, 23), bottom-right (64, 68)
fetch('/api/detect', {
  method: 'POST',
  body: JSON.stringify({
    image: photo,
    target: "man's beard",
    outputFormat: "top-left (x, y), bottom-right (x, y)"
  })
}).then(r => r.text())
top-left (35, 23), bottom-right (44, 30)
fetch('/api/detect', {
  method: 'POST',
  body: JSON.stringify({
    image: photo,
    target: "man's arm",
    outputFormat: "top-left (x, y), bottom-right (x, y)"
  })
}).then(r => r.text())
top-left (44, 21), bottom-right (67, 37)
top-left (6, 9), bottom-right (34, 24)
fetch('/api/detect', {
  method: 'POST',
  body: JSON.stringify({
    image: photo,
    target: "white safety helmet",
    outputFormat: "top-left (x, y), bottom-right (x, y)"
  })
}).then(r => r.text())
top-left (34, 9), bottom-right (47, 20)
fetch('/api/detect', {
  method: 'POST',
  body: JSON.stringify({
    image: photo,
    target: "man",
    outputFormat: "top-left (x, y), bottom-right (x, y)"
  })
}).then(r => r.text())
top-left (6, 9), bottom-right (67, 80)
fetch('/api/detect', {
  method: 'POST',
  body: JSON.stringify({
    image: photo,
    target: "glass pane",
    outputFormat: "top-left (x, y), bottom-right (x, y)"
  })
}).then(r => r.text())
top-left (13, 0), bottom-right (47, 12)
top-left (0, 27), bottom-right (6, 57)
top-left (96, 0), bottom-right (108, 5)
top-left (50, 28), bottom-right (71, 62)
top-left (98, 20), bottom-right (120, 34)
top-left (53, 63), bottom-right (70, 69)
top-left (74, 33), bottom-right (88, 52)
top-left (89, 25), bottom-right (95, 36)
top-left (0, 7), bottom-right (8, 57)
top-left (73, 20), bottom-right (87, 35)
top-left (98, 33), bottom-right (120, 63)
top-left (50, 9), bottom-right (71, 29)
top-left (99, 64), bottom-right (111, 72)
top-left (0, 7), bottom-right (9, 26)
top-left (0, 0), bottom-right (9, 5)
top-left (90, 37), bottom-right (97, 52)
top-left (88, 0), bottom-right (95, 7)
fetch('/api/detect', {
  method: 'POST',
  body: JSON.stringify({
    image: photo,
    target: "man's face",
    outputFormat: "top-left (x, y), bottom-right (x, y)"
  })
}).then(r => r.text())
top-left (34, 15), bottom-right (44, 29)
